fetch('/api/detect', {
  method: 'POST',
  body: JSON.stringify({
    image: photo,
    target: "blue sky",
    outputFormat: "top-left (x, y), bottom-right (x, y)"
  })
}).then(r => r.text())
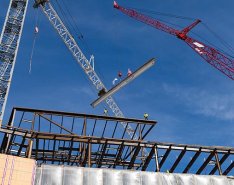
top-left (0, 0), bottom-right (234, 149)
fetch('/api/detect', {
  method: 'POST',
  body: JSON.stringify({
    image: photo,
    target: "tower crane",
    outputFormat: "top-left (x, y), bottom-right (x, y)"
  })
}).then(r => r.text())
top-left (114, 1), bottom-right (234, 80)
top-left (0, 0), bottom-right (141, 143)
top-left (0, 0), bottom-right (29, 124)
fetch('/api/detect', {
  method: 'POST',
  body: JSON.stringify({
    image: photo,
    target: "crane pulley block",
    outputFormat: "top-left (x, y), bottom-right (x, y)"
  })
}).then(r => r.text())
top-left (33, 0), bottom-right (48, 8)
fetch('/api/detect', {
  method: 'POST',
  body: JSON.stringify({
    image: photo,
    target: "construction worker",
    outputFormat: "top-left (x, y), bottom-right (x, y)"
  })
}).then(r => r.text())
top-left (104, 108), bottom-right (108, 116)
top-left (144, 113), bottom-right (149, 120)
top-left (112, 78), bottom-right (118, 85)
top-left (34, 26), bottom-right (39, 34)
top-left (127, 68), bottom-right (132, 76)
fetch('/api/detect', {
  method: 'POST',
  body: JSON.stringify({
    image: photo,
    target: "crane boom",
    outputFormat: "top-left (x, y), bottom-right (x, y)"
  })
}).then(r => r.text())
top-left (38, 2), bottom-right (138, 141)
top-left (0, 0), bottom-right (29, 125)
top-left (114, 1), bottom-right (234, 80)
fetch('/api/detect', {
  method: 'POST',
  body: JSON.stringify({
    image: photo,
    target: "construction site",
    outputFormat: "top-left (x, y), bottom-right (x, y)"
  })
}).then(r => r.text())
top-left (0, 0), bottom-right (234, 184)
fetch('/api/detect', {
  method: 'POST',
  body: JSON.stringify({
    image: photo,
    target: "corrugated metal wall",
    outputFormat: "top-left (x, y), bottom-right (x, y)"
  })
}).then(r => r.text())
top-left (34, 165), bottom-right (234, 185)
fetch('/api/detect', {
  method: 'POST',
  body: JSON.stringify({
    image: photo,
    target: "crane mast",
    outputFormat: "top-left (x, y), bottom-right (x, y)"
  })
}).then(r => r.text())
top-left (114, 1), bottom-right (234, 80)
top-left (0, 0), bottom-right (29, 125)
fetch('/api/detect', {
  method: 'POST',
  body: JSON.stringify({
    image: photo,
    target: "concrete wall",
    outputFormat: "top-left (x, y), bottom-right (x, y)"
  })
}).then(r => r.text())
top-left (0, 154), bottom-right (36, 185)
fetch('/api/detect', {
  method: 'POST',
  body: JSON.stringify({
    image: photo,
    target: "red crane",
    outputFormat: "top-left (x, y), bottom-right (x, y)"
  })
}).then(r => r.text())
top-left (114, 1), bottom-right (234, 80)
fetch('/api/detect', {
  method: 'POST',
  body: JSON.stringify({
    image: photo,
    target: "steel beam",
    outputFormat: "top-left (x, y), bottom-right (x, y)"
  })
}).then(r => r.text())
top-left (169, 147), bottom-right (186, 173)
top-left (183, 150), bottom-right (201, 173)
top-left (209, 153), bottom-right (230, 175)
top-left (142, 145), bottom-right (155, 171)
top-left (128, 143), bottom-right (141, 169)
top-left (223, 161), bottom-right (234, 175)
top-left (159, 146), bottom-right (172, 168)
top-left (196, 150), bottom-right (216, 174)
top-left (91, 58), bottom-right (156, 108)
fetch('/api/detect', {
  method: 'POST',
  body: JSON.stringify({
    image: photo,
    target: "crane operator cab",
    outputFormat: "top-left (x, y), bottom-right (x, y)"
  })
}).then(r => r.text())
top-left (33, 0), bottom-right (49, 8)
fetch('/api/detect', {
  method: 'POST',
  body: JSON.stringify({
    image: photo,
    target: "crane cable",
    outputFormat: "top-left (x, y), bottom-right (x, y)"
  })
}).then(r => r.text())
top-left (129, 7), bottom-right (234, 58)
top-left (52, 0), bottom-right (111, 113)
top-left (52, 0), bottom-right (110, 89)
top-left (29, 9), bottom-right (40, 74)
top-left (53, 0), bottom-right (91, 55)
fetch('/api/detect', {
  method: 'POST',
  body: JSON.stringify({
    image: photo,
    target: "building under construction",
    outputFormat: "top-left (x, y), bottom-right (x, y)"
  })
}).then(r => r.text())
top-left (0, 0), bottom-right (234, 185)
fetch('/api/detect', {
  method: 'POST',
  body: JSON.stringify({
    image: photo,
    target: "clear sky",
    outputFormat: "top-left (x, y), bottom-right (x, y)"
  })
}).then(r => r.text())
top-left (0, 0), bottom-right (234, 149)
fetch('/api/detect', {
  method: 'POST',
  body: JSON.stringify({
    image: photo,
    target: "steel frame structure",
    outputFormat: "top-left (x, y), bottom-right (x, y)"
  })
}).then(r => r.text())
top-left (0, 0), bottom-right (29, 124)
top-left (0, 107), bottom-right (156, 165)
top-left (4, 107), bottom-right (156, 140)
top-left (0, 107), bottom-right (233, 175)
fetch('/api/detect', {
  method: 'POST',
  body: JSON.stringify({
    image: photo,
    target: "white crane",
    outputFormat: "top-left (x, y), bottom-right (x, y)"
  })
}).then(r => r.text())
top-left (0, 0), bottom-right (29, 125)
top-left (0, 0), bottom-right (141, 144)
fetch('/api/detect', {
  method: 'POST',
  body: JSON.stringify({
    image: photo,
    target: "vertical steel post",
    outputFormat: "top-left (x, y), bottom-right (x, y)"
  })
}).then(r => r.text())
top-left (27, 139), bottom-right (33, 158)
top-left (215, 152), bottom-right (223, 175)
top-left (88, 142), bottom-right (92, 167)
top-left (154, 146), bottom-right (160, 172)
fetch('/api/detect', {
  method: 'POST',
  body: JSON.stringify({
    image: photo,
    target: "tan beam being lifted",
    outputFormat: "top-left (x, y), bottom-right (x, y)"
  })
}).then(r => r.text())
top-left (91, 58), bottom-right (156, 108)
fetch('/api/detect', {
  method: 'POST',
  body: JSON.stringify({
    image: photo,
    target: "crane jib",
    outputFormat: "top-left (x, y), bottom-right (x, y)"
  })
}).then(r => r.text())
top-left (114, 1), bottom-right (234, 80)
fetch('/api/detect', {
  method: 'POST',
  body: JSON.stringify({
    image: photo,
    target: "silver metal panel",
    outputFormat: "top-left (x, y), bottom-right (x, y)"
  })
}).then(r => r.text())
top-left (160, 173), bottom-right (178, 185)
top-left (103, 169), bottom-right (122, 185)
top-left (228, 177), bottom-right (234, 185)
top-left (122, 171), bottom-right (141, 185)
top-left (83, 167), bottom-right (103, 185)
top-left (63, 167), bottom-right (83, 185)
top-left (141, 172), bottom-right (160, 185)
top-left (194, 175), bottom-right (213, 185)
top-left (35, 165), bottom-right (63, 185)
top-left (35, 165), bottom-right (234, 185)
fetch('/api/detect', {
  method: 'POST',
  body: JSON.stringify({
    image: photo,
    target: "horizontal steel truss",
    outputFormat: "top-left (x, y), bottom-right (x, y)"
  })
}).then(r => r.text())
top-left (1, 107), bottom-right (156, 169)
top-left (0, 126), bottom-right (234, 175)
top-left (6, 107), bottom-right (156, 140)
